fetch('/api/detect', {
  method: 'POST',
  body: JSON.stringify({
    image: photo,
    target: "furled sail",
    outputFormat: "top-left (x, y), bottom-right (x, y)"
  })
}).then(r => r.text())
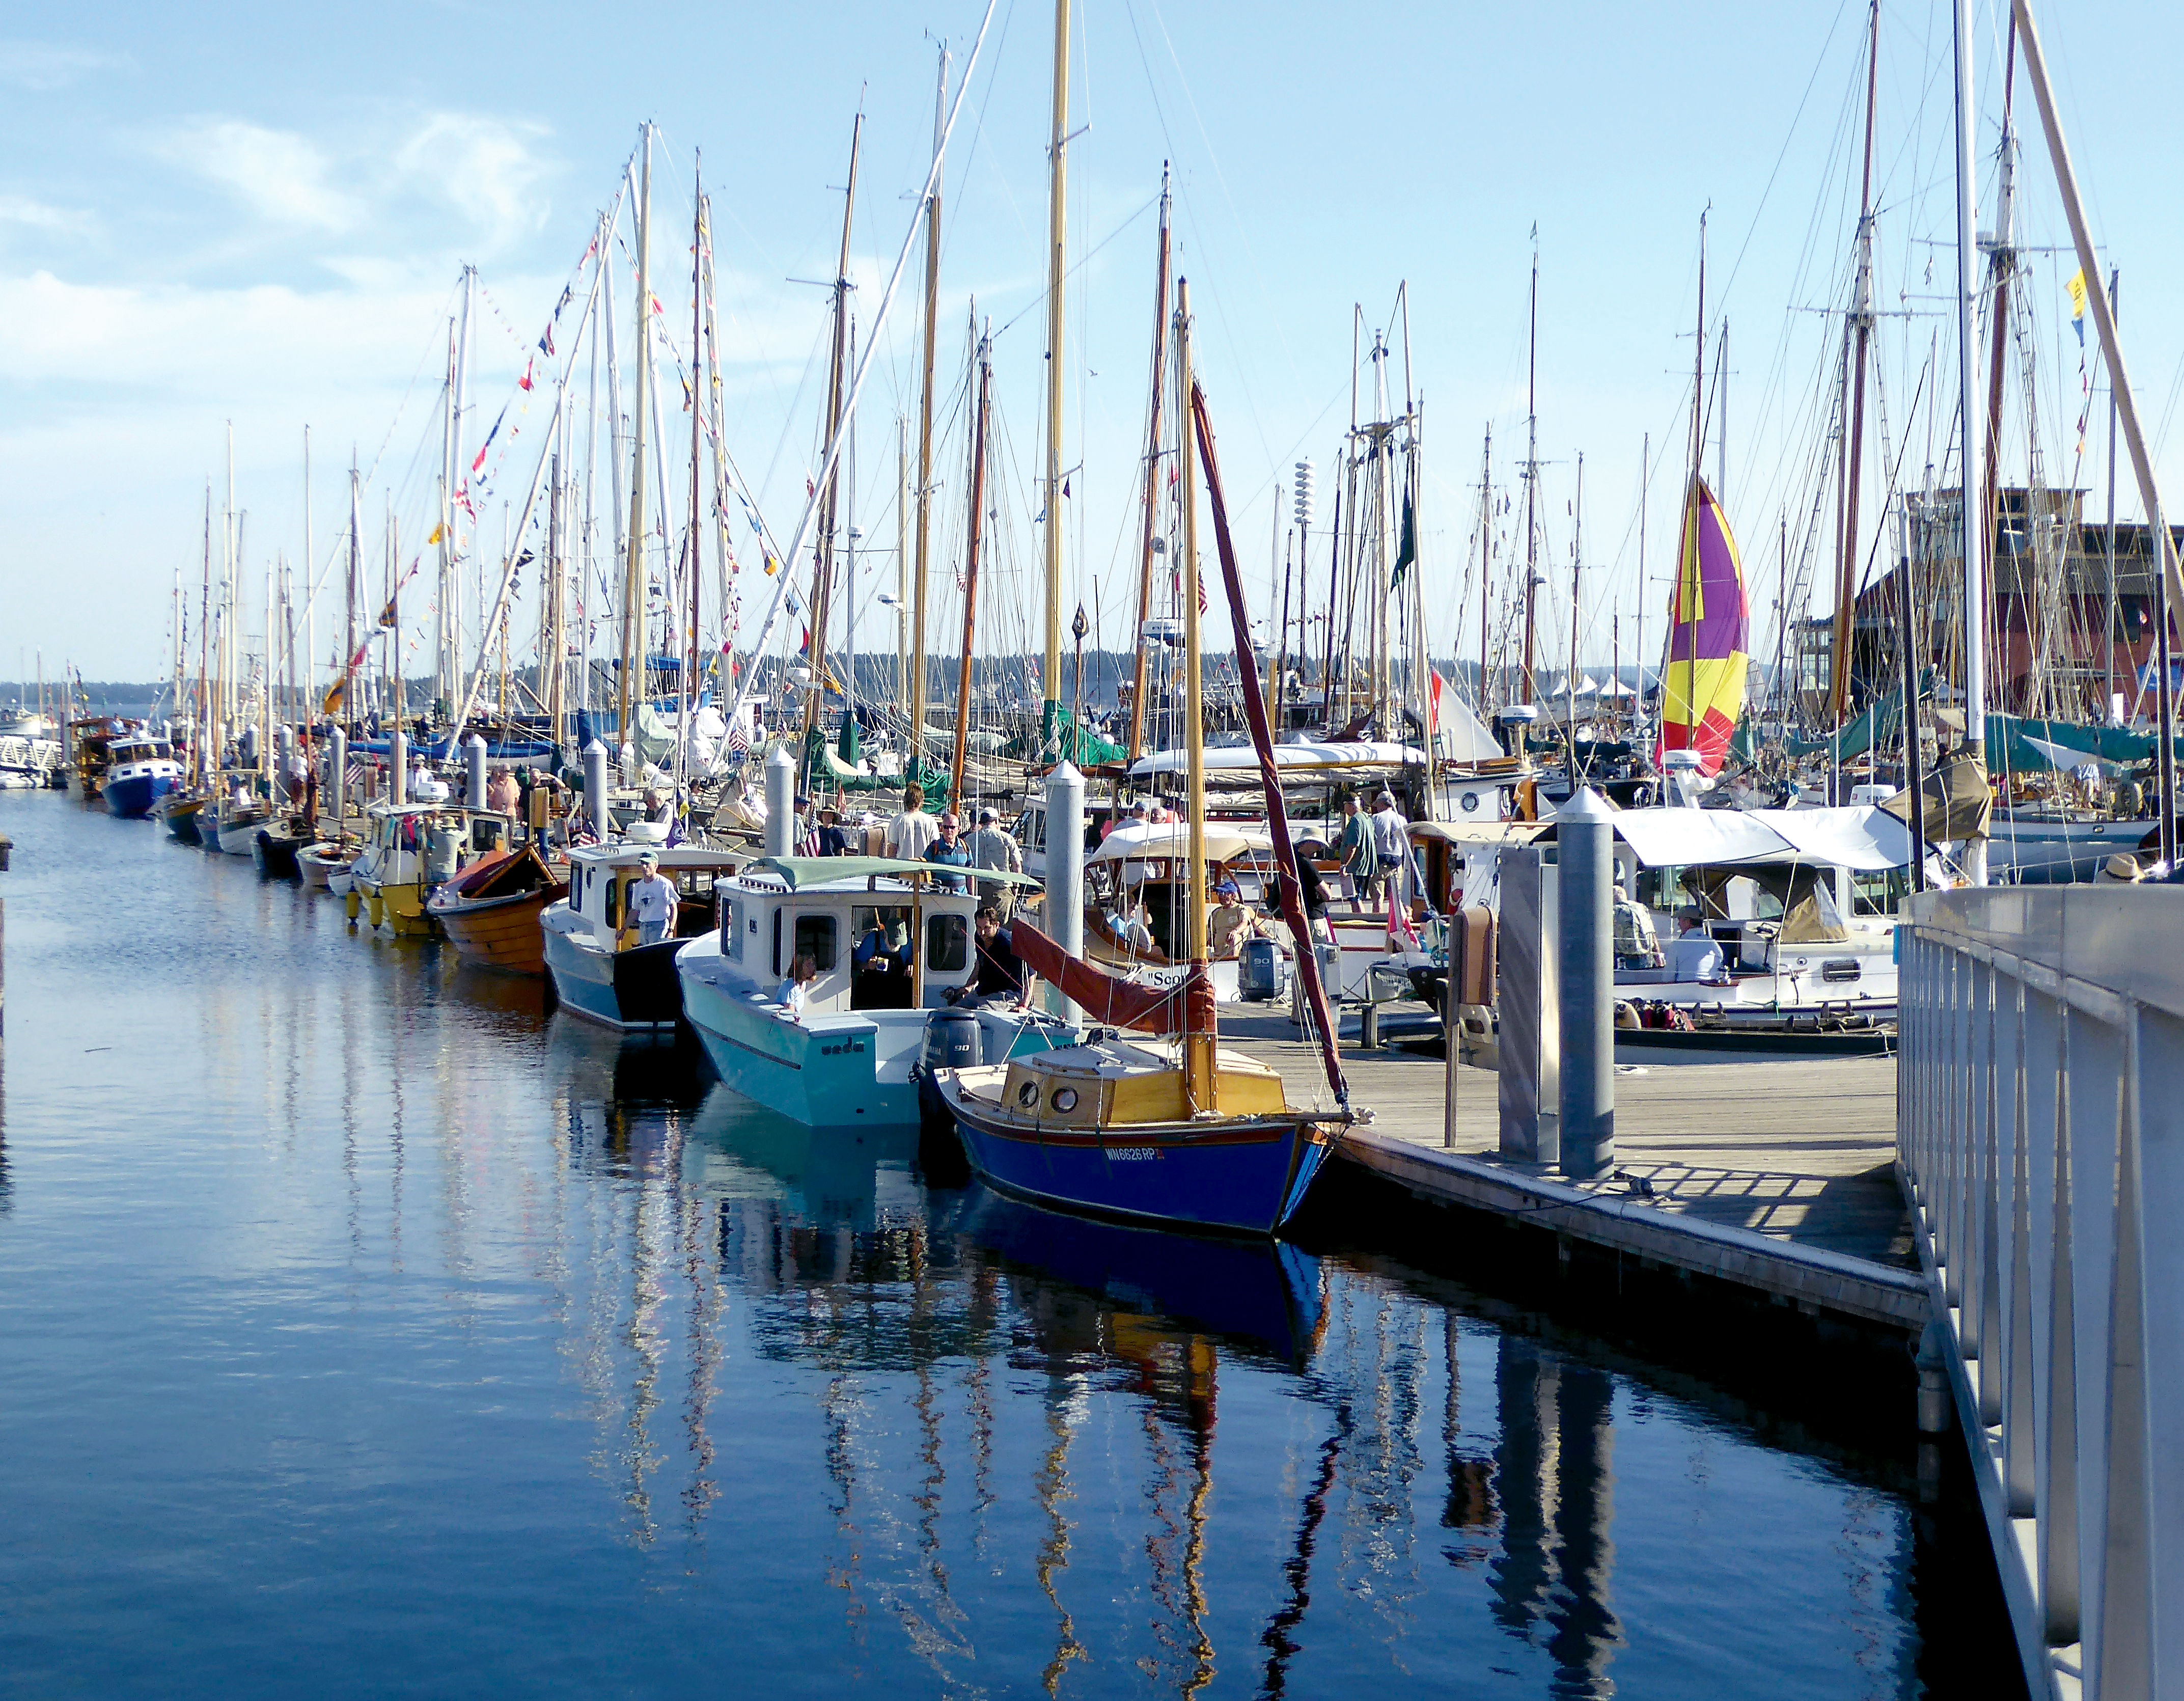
top-left (1011, 922), bottom-right (1213, 1036)
top-left (1656, 476), bottom-right (1749, 777)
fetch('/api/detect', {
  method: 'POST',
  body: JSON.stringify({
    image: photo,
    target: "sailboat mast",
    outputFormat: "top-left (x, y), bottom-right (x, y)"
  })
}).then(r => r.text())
top-left (1569, 452), bottom-right (1583, 746)
top-left (910, 52), bottom-right (946, 780)
top-left (1978, 25), bottom-right (2018, 713)
top-left (803, 116), bottom-right (862, 775)
top-left (198, 483), bottom-right (212, 784)
top-left (1951, 0), bottom-right (1988, 884)
top-left (1521, 239), bottom-right (1540, 705)
top-left (1830, 0), bottom-right (1881, 732)
top-left (302, 425), bottom-right (312, 723)
top-left (1673, 213), bottom-right (1707, 751)
top-left (1126, 165), bottom-right (1171, 764)
top-left (439, 321), bottom-right (457, 719)
top-left (953, 315), bottom-right (992, 801)
top-left (620, 125), bottom-right (653, 749)
top-left (689, 154), bottom-right (706, 753)
top-left (345, 459), bottom-right (359, 733)
top-left (1174, 275), bottom-right (1212, 1111)
top-left (1477, 427), bottom-right (1491, 709)
top-left (1040, 0), bottom-right (1071, 745)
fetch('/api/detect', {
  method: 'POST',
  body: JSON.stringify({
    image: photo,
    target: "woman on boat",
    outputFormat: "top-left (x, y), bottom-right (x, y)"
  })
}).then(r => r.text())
top-left (776, 954), bottom-right (819, 1022)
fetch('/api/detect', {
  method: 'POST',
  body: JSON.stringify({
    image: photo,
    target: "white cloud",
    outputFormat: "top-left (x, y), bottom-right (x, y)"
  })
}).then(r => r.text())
top-left (0, 41), bottom-right (130, 91)
top-left (0, 194), bottom-right (81, 230)
top-left (154, 119), bottom-right (358, 232)
top-left (393, 114), bottom-right (552, 253)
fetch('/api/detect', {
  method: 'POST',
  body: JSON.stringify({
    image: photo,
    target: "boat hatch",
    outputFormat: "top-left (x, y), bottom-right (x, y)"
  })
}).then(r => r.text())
top-left (1820, 958), bottom-right (1862, 983)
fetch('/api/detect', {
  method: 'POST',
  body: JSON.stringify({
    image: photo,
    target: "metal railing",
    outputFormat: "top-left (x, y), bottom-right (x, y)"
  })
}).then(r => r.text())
top-left (1898, 885), bottom-right (2183, 1701)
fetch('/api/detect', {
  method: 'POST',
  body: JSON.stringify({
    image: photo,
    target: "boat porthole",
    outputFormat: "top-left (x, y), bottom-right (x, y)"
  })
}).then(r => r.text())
top-left (1016, 1081), bottom-right (1041, 1109)
top-left (1460, 791), bottom-right (1480, 813)
top-left (1051, 1088), bottom-right (1079, 1114)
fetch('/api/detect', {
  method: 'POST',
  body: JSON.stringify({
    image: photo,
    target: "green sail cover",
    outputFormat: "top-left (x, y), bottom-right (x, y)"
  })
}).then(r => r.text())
top-left (1027, 700), bottom-right (1126, 766)
top-left (798, 726), bottom-right (953, 806)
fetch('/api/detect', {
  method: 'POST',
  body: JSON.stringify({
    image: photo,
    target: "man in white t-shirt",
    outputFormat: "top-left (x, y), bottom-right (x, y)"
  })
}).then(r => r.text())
top-left (886, 782), bottom-right (938, 862)
top-left (626, 850), bottom-right (681, 946)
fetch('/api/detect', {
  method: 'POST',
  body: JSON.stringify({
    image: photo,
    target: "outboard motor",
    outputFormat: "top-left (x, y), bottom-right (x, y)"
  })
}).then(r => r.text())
top-left (1238, 936), bottom-right (1287, 1003)
top-left (922, 1007), bottom-right (981, 1073)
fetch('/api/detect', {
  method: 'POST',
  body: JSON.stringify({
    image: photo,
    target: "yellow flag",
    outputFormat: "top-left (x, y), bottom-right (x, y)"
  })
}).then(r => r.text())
top-left (427, 523), bottom-right (445, 545)
top-left (2066, 267), bottom-right (2087, 324)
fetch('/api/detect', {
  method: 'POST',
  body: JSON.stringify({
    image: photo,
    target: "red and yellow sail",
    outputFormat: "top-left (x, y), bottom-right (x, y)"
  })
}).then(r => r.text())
top-left (1656, 476), bottom-right (1749, 776)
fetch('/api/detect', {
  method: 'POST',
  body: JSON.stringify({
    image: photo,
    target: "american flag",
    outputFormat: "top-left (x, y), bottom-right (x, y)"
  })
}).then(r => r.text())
top-left (727, 714), bottom-right (751, 754)
top-left (344, 760), bottom-right (367, 791)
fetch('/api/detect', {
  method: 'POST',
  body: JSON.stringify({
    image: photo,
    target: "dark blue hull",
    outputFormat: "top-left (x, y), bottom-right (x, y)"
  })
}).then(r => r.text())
top-left (106, 773), bottom-right (178, 818)
top-left (936, 1076), bottom-right (1339, 1238)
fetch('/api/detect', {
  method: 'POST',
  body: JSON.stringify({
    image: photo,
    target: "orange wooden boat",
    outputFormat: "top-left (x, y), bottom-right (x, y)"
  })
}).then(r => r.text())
top-left (427, 844), bottom-right (567, 975)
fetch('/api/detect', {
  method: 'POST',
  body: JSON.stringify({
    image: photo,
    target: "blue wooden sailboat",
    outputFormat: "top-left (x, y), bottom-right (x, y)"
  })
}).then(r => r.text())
top-left (930, 341), bottom-right (1359, 1238)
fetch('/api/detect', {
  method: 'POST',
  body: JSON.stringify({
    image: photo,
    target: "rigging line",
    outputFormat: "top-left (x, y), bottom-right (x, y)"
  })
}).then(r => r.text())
top-left (1719, 0), bottom-right (1858, 309)
top-left (987, 192), bottom-right (1162, 343)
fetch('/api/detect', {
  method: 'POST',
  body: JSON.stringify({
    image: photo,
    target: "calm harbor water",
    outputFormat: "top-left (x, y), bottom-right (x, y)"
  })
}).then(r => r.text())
top-left (0, 792), bottom-right (2017, 1698)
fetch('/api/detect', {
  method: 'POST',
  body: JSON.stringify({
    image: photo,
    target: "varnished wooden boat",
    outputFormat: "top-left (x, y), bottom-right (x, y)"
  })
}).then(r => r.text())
top-left (427, 844), bottom-right (566, 975)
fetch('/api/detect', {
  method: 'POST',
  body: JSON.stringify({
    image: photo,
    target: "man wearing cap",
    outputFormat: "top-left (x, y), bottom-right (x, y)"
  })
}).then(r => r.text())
top-left (1207, 879), bottom-right (1259, 959)
top-left (924, 812), bottom-right (973, 894)
top-left (1667, 908), bottom-right (1727, 983)
top-left (965, 807), bottom-right (1024, 918)
top-left (627, 851), bottom-right (681, 947)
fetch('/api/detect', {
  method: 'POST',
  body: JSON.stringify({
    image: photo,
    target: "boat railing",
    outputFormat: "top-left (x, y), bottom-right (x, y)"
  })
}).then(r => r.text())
top-left (1896, 883), bottom-right (2183, 1697)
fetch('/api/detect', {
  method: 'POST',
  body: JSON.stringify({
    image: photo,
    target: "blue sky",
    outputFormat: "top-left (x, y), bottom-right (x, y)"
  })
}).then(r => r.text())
top-left (5, 1), bottom-right (2182, 685)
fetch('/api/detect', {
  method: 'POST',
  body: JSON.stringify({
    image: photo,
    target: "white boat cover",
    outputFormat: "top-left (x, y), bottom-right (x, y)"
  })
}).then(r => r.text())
top-left (1602, 804), bottom-right (1910, 871)
top-left (1089, 822), bottom-right (1273, 865)
top-left (1129, 739), bottom-right (1428, 779)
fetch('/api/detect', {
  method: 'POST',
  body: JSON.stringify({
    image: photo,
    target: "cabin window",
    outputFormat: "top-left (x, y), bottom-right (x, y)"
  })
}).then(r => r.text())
top-left (569, 867), bottom-right (584, 911)
top-left (1851, 866), bottom-right (1908, 917)
top-left (1018, 809), bottom-right (1042, 852)
top-left (604, 875), bottom-right (621, 929)
top-left (794, 914), bottom-right (837, 973)
top-left (772, 909), bottom-right (783, 977)
top-left (926, 913), bottom-right (969, 974)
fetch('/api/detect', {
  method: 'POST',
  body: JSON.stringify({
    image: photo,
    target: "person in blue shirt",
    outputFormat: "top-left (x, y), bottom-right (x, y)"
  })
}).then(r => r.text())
top-left (853, 909), bottom-right (914, 978)
top-left (923, 812), bottom-right (972, 894)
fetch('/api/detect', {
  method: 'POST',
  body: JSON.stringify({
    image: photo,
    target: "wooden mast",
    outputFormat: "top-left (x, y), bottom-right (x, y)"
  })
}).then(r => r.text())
top-left (952, 313), bottom-right (991, 802)
top-left (1040, 0), bottom-right (1071, 752)
top-left (688, 152), bottom-right (706, 764)
top-left (619, 126), bottom-right (653, 750)
top-left (1175, 275), bottom-right (1213, 1111)
top-left (1829, 0), bottom-right (1881, 731)
top-left (1520, 237), bottom-right (1540, 705)
top-left (1978, 24), bottom-right (2018, 712)
top-left (800, 116), bottom-right (862, 780)
top-left (909, 50), bottom-right (946, 784)
top-left (1125, 165), bottom-right (1171, 764)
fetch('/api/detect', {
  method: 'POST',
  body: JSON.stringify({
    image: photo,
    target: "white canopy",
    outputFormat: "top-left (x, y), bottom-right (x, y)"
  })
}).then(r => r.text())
top-left (1601, 805), bottom-right (1910, 872)
top-left (1089, 821), bottom-right (1273, 866)
top-left (1129, 739), bottom-right (1427, 779)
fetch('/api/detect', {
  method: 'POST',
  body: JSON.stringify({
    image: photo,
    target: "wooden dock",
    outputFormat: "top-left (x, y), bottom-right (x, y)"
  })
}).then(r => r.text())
top-left (1222, 1007), bottom-right (1929, 1331)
